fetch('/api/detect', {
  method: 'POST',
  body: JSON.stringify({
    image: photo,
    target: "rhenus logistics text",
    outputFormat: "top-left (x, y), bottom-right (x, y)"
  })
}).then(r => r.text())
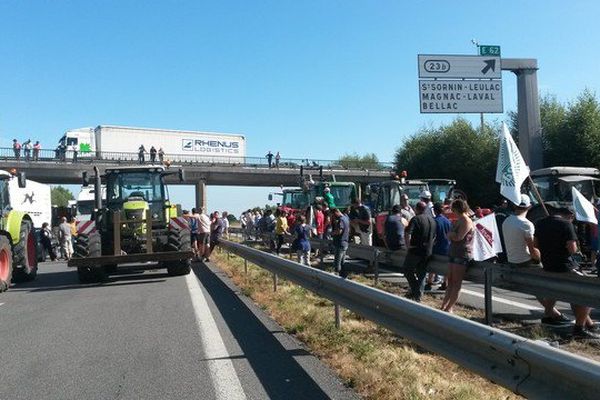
top-left (182, 139), bottom-right (241, 154)
top-left (419, 80), bottom-right (502, 113)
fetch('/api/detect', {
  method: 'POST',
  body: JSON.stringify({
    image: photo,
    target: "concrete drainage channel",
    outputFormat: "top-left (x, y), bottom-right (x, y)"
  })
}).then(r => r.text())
top-left (219, 238), bottom-right (600, 400)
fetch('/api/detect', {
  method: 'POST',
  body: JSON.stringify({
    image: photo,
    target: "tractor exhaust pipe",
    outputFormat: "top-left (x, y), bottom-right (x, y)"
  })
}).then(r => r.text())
top-left (94, 166), bottom-right (102, 211)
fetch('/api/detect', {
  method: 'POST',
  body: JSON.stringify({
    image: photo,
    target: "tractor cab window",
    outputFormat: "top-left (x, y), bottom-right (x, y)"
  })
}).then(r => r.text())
top-left (329, 185), bottom-right (355, 208)
top-left (531, 176), bottom-right (599, 203)
top-left (0, 178), bottom-right (9, 212)
top-left (282, 191), bottom-right (308, 209)
top-left (401, 185), bottom-right (426, 208)
top-left (107, 172), bottom-right (165, 205)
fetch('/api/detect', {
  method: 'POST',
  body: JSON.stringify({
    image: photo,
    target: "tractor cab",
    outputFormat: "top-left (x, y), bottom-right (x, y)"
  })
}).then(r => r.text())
top-left (527, 167), bottom-right (600, 208)
top-left (105, 167), bottom-right (172, 230)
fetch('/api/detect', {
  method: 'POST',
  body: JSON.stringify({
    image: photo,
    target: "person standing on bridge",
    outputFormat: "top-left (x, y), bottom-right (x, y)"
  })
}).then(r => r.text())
top-left (150, 146), bottom-right (157, 164)
top-left (266, 151), bottom-right (274, 168)
top-left (33, 141), bottom-right (41, 161)
top-left (12, 139), bottom-right (21, 160)
top-left (23, 139), bottom-right (32, 161)
top-left (275, 151), bottom-right (281, 169)
top-left (158, 147), bottom-right (165, 164)
top-left (138, 144), bottom-right (146, 164)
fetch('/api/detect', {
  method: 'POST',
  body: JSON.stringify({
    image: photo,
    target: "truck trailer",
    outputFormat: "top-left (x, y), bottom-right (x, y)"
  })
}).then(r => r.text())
top-left (58, 125), bottom-right (246, 163)
top-left (7, 177), bottom-right (51, 228)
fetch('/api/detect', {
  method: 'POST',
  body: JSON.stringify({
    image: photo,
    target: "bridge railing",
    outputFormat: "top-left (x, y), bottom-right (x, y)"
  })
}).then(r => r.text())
top-left (219, 238), bottom-right (600, 400)
top-left (0, 147), bottom-right (394, 171)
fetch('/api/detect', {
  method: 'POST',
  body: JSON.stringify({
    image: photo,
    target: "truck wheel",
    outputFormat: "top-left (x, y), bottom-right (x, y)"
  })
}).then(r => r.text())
top-left (165, 228), bottom-right (191, 276)
top-left (12, 220), bottom-right (38, 283)
top-left (0, 235), bottom-right (13, 292)
top-left (74, 233), bottom-right (106, 283)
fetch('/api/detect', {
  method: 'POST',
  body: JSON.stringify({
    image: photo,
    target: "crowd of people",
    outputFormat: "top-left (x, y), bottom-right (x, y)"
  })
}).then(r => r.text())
top-left (182, 208), bottom-right (230, 262)
top-left (235, 187), bottom-right (598, 342)
top-left (12, 139), bottom-right (42, 161)
top-left (138, 144), bottom-right (166, 165)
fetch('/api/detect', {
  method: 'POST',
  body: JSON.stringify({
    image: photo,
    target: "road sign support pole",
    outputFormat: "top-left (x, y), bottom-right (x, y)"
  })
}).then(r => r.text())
top-left (501, 58), bottom-right (543, 170)
top-left (195, 180), bottom-right (206, 210)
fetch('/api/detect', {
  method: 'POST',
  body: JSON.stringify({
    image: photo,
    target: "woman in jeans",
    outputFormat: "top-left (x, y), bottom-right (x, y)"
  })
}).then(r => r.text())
top-left (441, 199), bottom-right (474, 313)
top-left (294, 215), bottom-right (311, 266)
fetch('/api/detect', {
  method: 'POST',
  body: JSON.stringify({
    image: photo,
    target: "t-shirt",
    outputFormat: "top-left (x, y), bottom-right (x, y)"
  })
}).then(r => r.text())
top-left (502, 214), bottom-right (535, 264)
top-left (534, 215), bottom-right (578, 272)
top-left (314, 210), bottom-right (325, 235)
top-left (275, 216), bottom-right (288, 235)
top-left (198, 214), bottom-right (211, 233)
top-left (324, 192), bottom-right (336, 208)
top-left (350, 205), bottom-right (372, 233)
top-left (294, 224), bottom-right (311, 252)
top-left (189, 216), bottom-right (199, 234)
top-left (400, 206), bottom-right (415, 222)
top-left (211, 218), bottom-right (225, 239)
top-left (333, 214), bottom-right (350, 247)
top-left (58, 222), bottom-right (72, 242)
top-left (433, 214), bottom-right (452, 256)
top-left (384, 214), bottom-right (405, 251)
top-left (406, 213), bottom-right (436, 257)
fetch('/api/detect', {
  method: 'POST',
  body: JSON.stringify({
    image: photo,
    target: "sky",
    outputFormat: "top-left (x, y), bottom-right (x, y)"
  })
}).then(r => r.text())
top-left (1, 1), bottom-right (599, 215)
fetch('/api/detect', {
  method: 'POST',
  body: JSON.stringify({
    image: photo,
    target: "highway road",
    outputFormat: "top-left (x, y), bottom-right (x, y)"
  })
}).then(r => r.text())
top-left (0, 261), bottom-right (357, 400)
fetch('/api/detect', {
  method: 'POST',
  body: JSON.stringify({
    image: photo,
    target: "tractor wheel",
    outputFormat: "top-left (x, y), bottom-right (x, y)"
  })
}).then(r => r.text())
top-left (74, 233), bottom-right (105, 283)
top-left (165, 228), bottom-right (191, 276)
top-left (0, 235), bottom-right (13, 292)
top-left (12, 220), bottom-right (38, 283)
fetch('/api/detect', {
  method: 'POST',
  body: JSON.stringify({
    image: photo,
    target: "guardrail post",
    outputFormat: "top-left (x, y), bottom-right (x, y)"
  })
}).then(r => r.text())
top-left (244, 259), bottom-right (248, 275)
top-left (374, 252), bottom-right (380, 285)
top-left (484, 266), bottom-right (494, 325)
top-left (334, 304), bottom-right (341, 328)
top-left (273, 273), bottom-right (278, 291)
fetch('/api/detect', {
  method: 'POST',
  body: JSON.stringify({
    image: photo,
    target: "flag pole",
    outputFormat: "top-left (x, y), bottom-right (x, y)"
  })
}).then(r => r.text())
top-left (527, 176), bottom-right (549, 216)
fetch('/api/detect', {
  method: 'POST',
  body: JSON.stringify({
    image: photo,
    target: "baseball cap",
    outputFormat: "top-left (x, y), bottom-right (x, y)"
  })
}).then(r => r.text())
top-left (513, 194), bottom-right (531, 208)
top-left (420, 190), bottom-right (432, 199)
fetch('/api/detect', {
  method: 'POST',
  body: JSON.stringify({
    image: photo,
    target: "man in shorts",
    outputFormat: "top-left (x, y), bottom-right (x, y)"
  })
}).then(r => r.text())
top-left (196, 207), bottom-right (211, 261)
top-left (535, 207), bottom-right (600, 340)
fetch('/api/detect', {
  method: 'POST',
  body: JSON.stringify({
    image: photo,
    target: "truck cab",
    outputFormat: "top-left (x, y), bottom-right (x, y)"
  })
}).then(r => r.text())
top-left (58, 127), bottom-right (95, 158)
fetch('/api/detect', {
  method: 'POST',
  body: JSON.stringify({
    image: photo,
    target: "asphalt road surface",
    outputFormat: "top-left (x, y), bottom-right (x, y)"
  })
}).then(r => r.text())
top-left (0, 260), bottom-right (357, 400)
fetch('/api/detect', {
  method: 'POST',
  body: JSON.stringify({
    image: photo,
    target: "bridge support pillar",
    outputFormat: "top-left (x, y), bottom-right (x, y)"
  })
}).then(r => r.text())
top-left (195, 180), bottom-right (206, 210)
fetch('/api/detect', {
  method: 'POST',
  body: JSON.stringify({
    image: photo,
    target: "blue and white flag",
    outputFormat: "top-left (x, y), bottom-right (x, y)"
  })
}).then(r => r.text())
top-left (495, 123), bottom-right (530, 205)
top-left (572, 187), bottom-right (598, 225)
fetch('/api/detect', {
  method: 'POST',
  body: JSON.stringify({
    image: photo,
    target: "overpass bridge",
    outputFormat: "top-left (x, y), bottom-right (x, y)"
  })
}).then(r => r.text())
top-left (0, 148), bottom-right (393, 208)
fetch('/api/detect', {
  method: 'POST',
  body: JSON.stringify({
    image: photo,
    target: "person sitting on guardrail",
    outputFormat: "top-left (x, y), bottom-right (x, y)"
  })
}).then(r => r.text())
top-left (331, 208), bottom-right (350, 278)
top-left (441, 199), bottom-right (474, 312)
top-left (534, 207), bottom-right (600, 341)
top-left (403, 201), bottom-right (436, 302)
top-left (350, 198), bottom-right (373, 246)
top-left (205, 211), bottom-right (225, 262)
top-left (502, 194), bottom-right (541, 268)
top-left (384, 204), bottom-right (408, 251)
top-left (293, 215), bottom-right (311, 266)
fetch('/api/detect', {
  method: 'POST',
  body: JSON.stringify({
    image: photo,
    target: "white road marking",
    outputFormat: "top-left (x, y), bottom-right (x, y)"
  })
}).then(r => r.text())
top-left (0, 303), bottom-right (4, 307)
top-left (185, 273), bottom-right (246, 400)
top-left (460, 288), bottom-right (543, 311)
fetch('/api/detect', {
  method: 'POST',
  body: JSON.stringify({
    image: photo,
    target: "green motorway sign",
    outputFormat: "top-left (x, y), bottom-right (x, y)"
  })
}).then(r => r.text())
top-left (479, 45), bottom-right (501, 56)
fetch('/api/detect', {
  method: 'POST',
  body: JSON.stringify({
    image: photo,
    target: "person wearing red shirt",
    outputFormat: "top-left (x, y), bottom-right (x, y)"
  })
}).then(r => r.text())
top-left (314, 204), bottom-right (325, 239)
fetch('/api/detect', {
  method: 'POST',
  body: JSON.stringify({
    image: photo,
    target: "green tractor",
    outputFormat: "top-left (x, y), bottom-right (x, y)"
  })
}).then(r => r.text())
top-left (0, 170), bottom-right (38, 292)
top-left (69, 166), bottom-right (193, 283)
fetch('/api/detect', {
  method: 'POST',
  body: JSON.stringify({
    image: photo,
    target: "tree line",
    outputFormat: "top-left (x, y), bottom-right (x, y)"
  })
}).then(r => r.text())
top-left (394, 90), bottom-right (600, 207)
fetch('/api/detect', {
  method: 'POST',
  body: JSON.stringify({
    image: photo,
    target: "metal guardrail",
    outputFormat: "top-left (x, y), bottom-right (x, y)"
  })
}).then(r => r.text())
top-left (0, 147), bottom-right (394, 171)
top-left (219, 239), bottom-right (600, 399)
top-left (229, 227), bottom-right (600, 322)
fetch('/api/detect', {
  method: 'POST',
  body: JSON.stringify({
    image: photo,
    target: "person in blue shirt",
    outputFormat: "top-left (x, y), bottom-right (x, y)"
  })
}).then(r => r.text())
top-left (425, 202), bottom-right (452, 291)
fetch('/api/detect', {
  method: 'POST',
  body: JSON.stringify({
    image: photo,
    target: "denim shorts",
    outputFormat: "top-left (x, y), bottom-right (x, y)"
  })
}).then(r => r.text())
top-left (448, 256), bottom-right (472, 266)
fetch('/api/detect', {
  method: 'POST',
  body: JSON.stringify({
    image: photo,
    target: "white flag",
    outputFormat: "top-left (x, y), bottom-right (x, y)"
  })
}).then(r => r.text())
top-left (472, 213), bottom-right (503, 262)
top-left (572, 187), bottom-right (598, 224)
top-left (496, 123), bottom-right (530, 205)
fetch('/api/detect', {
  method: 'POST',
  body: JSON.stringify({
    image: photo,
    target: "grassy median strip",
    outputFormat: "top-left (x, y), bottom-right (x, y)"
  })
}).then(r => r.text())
top-left (211, 250), bottom-right (518, 400)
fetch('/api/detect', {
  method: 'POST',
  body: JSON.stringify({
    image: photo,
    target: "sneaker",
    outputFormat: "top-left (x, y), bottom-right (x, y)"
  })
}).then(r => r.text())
top-left (439, 283), bottom-right (447, 291)
top-left (573, 326), bottom-right (600, 341)
top-left (424, 283), bottom-right (432, 291)
top-left (541, 314), bottom-right (573, 326)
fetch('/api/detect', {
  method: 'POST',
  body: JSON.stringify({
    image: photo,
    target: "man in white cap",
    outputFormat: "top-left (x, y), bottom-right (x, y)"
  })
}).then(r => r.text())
top-left (323, 186), bottom-right (336, 209)
top-left (420, 190), bottom-right (434, 217)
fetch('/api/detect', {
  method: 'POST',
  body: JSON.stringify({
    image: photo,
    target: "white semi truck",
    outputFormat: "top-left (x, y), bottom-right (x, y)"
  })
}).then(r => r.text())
top-left (58, 125), bottom-right (246, 163)
top-left (74, 185), bottom-right (106, 221)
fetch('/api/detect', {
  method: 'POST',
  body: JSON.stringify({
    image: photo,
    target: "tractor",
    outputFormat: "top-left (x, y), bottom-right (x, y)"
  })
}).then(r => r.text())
top-left (68, 166), bottom-right (193, 283)
top-left (0, 170), bottom-right (38, 292)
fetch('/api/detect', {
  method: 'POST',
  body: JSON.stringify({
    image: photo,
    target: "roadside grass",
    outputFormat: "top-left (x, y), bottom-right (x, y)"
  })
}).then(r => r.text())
top-left (211, 249), bottom-right (519, 400)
